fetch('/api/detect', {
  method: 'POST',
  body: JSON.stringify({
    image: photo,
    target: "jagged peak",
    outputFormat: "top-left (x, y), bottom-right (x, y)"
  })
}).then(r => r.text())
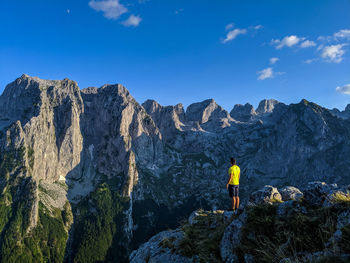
top-left (345, 104), bottom-right (350, 112)
top-left (100, 83), bottom-right (127, 93)
top-left (186, 98), bottom-right (230, 124)
top-left (256, 99), bottom-right (280, 114)
top-left (231, 102), bottom-right (255, 112)
top-left (3, 75), bottom-right (80, 97)
top-left (97, 83), bottom-right (137, 104)
top-left (186, 98), bottom-right (218, 114)
top-left (142, 99), bottom-right (161, 109)
top-left (230, 103), bottom-right (256, 122)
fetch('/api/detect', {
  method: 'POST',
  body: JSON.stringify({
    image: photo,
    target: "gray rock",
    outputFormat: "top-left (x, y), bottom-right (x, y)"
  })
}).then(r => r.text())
top-left (230, 103), bottom-right (256, 122)
top-left (303, 181), bottom-right (339, 206)
top-left (249, 185), bottom-right (282, 205)
top-left (279, 186), bottom-right (303, 201)
top-left (330, 104), bottom-right (350, 119)
top-left (129, 230), bottom-right (195, 263)
top-left (256, 99), bottom-right (280, 115)
top-left (220, 212), bottom-right (247, 263)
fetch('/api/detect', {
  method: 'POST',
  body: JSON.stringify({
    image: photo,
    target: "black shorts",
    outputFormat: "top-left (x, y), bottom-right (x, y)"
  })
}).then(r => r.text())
top-left (228, 185), bottom-right (239, 198)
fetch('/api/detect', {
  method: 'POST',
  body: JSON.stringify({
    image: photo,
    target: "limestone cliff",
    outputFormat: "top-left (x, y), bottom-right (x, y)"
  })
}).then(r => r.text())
top-left (0, 75), bottom-right (350, 262)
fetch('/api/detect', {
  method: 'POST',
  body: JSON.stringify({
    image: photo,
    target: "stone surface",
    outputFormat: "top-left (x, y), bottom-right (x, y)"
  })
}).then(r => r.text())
top-left (303, 181), bottom-right (339, 206)
top-left (279, 186), bottom-right (303, 201)
top-left (256, 99), bottom-right (280, 115)
top-left (129, 230), bottom-right (195, 263)
top-left (230, 103), bottom-right (256, 122)
top-left (220, 212), bottom-right (247, 263)
top-left (249, 185), bottom-right (282, 204)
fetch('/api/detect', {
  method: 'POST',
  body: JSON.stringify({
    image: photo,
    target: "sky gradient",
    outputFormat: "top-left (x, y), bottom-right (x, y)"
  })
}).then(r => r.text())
top-left (1, 0), bottom-right (350, 111)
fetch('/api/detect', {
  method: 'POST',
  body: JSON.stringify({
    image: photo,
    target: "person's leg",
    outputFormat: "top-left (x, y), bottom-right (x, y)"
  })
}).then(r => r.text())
top-left (232, 196), bottom-right (236, 211)
top-left (234, 186), bottom-right (240, 210)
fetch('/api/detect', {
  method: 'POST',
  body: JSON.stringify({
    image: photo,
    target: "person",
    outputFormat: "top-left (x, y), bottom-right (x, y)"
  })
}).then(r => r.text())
top-left (226, 157), bottom-right (240, 213)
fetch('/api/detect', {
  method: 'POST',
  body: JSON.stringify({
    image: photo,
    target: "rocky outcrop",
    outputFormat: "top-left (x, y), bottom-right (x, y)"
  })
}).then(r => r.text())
top-left (330, 104), bottom-right (350, 119)
top-left (230, 103), bottom-right (256, 122)
top-left (185, 99), bottom-right (233, 130)
top-left (129, 230), bottom-right (195, 263)
top-left (131, 182), bottom-right (350, 263)
top-left (248, 185), bottom-right (282, 204)
top-left (142, 99), bottom-right (185, 142)
top-left (279, 186), bottom-right (303, 201)
top-left (256, 99), bottom-right (281, 115)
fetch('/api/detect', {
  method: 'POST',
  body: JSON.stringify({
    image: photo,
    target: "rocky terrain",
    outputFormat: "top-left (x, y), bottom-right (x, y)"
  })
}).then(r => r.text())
top-left (130, 182), bottom-right (350, 263)
top-left (0, 74), bottom-right (349, 262)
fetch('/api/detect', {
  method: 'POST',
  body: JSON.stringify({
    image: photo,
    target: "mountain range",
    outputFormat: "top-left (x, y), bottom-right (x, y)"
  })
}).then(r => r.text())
top-left (0, 74), bottom-right (349, 262)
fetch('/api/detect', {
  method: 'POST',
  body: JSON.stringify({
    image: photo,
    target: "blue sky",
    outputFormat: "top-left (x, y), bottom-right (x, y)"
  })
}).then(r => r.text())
top-left (1, 0), bottom-right (350, 111)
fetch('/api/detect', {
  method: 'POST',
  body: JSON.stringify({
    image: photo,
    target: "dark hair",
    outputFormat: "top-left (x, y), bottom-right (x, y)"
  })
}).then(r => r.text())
top-left (230, 158), bottom-right (236, 165)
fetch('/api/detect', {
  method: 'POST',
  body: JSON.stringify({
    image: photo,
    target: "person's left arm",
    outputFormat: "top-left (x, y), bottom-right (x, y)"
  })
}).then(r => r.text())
top-left (226, 170), bottom-right (232, 189)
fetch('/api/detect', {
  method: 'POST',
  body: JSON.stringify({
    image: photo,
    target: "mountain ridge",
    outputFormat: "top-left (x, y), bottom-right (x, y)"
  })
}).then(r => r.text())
top-left (0, 74), bottom-right (349, 262)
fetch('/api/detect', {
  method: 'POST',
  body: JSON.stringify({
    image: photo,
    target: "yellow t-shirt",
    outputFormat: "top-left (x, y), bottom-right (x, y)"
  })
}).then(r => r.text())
top-left (228, 165), bottom-right (240, 185)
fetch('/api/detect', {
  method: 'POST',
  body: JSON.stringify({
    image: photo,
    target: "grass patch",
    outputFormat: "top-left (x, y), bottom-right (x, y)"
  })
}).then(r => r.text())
top-left (178, 210), bottom-right (232, 262)
top-left (239, 203), bottom-right (339, 263)
top-left (330, 191), bottom-right (350, 206)
top-left (159, 236), bottom-right (176, 251)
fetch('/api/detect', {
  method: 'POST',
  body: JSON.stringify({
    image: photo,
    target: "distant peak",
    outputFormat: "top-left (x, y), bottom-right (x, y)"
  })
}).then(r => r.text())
top-left (256, 99), bottom-right (280, 114)
top-left (345, 104), bottom-right (350, 112)
top-left (20, 73), bottom-right (30, 79)
top-left (100, 83), bottom-right (129, 96)
top-left (230, 103), bottom-right (256, 122)
top-left (143, 99), bottom-right (160, 107)
top-left (299, 99), bottom-right (309, 105)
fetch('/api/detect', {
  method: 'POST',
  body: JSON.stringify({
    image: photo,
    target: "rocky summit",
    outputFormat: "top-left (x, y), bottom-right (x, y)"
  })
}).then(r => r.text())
top-left (130, 182), bottom-right (350, 263)
top-left (0, 75), bottom-right (349, 262)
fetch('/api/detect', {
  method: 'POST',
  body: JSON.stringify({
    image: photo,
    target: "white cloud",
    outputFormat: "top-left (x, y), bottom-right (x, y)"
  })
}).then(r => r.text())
top-left (269, 57), bottom-right (279, 64)
top-left (334, 29), bottom-right (350, 39)
top-left (317, 44), bottom-right (324, 51)
top-left (321, 44), bottom-right (346, 63)
top-left (222, 28), bottom-right (247, 43)
top-left (225, 23), bottom-right (234, 31)
top-left (336, 84), bottom-right (350, 95)
top-left (257, 67), bottom-right (274, 80)
top-left (89, 0), bottom-right (127, 20)
top-left (300, 40), bottom-right (316, 48)
top-left (121, 14), bottom-right (142, 27)
top-left (254, 25), bottom-right (263, 30)
top-left (272, 35), bottom-right (303, 49)
top-left (303, 58), bottom-right (318, 64)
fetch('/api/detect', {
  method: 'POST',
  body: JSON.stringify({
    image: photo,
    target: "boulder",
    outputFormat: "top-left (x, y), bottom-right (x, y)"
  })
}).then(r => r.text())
top-left (303, 181), bottom-right (339, 206)
top-left (279, 186), bottom-right (303, 201)
top-left (220, 212), bottom-right (247, 263)
top-left (248, 185), bottom-right (282, 205)
top-left (129, 230), bottom-right (195, 263)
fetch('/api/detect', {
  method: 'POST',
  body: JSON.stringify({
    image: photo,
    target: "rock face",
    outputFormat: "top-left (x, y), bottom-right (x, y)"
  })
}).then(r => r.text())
top-left (330, 104), bottom-right (350, 119)
top-left (230, 103), bottom-right (256, 122)
top-left (279, 186), bottom-right (303, 201)
top-left (248, 185), bottom-right (282, 204)
top-left (131, 182), bottom-right (350, 263)
top-left (256, 99), bottom-right (281, 114)
top-left (1, 75), bottom-right (350, 262)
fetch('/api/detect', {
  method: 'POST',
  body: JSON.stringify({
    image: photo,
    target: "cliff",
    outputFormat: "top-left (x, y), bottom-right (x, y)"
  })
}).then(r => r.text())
top-left (0, 75), bottom-right (349, 262)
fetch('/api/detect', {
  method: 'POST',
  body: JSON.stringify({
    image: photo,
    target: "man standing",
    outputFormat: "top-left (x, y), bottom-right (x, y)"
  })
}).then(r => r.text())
top-left (226, 158), bottom-right (240, 213)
